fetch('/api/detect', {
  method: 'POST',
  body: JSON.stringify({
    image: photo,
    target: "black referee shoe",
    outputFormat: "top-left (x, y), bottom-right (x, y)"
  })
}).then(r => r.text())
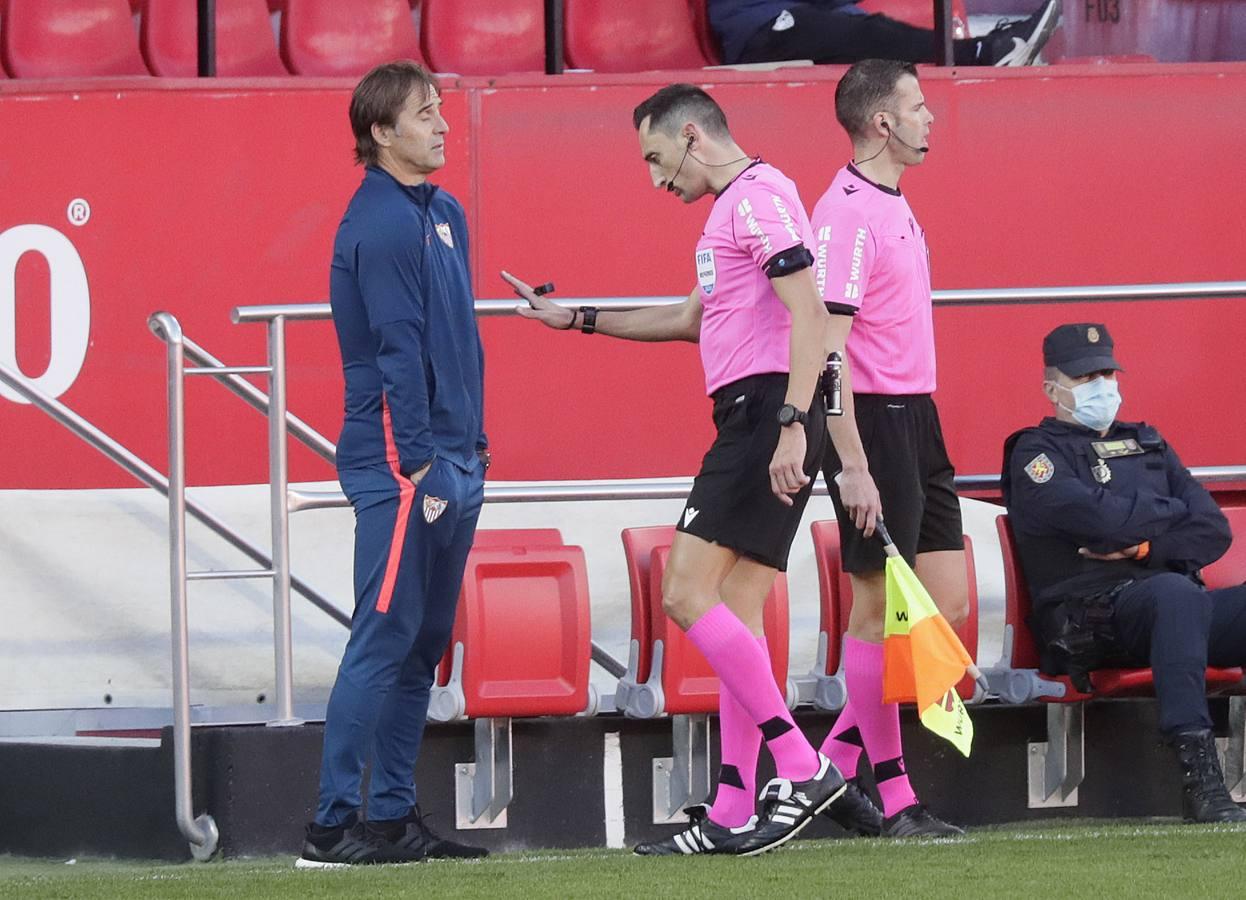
top-left (823, 778), bottom-right (883, 837)
top-left (735, 753), bottom-right (846, 857)
top-left (883, 803), bottom-right (965, 838)
top-left (367, 805), bottom-right (488, 860)
top-left (295, 816), bottom-right (424, 868)
top-left (633, 805), bottom-right (757, 856)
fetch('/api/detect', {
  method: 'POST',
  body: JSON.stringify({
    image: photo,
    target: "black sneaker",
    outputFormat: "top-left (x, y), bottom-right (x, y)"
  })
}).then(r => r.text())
top-left (633, 804), bottom-right (757, 856)
top-left (977, 0), bottom-right (1061, 67)
top-left (366, 804), bottom-right (488, 860)
top-left (823, 778), bottom-right (883, 837)
top-left (883, 803), bottom-right (965, 838)
top-left (734, 753), bottom-right (846, 857)
top-left (295, 816), bottom-right (424, 868)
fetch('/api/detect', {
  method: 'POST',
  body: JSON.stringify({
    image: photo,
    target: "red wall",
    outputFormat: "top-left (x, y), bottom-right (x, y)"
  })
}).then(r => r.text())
top-left (2, 65), bottom-right (1244, 490)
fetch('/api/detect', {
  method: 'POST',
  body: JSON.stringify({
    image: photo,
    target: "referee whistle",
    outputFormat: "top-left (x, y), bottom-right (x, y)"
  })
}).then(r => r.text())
top-left (824, 351), bottom-right (844, 417)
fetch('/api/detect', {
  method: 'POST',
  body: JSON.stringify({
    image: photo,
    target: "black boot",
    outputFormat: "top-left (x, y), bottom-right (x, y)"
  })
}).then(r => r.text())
top-left (1170, 729), bottom-right (1246, 824)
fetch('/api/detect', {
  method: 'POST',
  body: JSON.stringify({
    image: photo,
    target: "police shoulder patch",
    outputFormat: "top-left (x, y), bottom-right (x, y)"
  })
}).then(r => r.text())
top-left (1024, 453), bottom-right (1055, 484)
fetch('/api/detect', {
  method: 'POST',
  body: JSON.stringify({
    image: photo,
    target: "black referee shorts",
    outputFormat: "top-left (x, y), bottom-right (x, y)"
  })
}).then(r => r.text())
top-left (676, 373), bottom-right (826, 572)
top-left (823, 393), bottom-right (963, 573)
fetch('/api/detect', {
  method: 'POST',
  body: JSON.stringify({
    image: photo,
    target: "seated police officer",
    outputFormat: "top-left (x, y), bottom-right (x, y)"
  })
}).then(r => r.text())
top-left (1003, 323), bottom-right (1246, 824)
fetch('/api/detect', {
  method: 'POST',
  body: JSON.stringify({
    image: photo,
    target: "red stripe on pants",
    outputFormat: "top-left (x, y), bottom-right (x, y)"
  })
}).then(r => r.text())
top-left (377, 400), bottom-right (415, 614)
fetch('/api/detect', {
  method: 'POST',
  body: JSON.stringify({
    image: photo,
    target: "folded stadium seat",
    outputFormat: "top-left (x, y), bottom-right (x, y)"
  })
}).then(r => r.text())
top-left (687, 0), bottom-right (722, 65)
top-left (563, 0), bottom-right (710, 72)
top-left (432, 527), bottom-right (566, 694)
top-left (810, 519), bottom-right (980, 709)
top-left (2, 0), bottom-right (150, 77)
top-left (430, 537), bottom-right (591, 722)
top-left (649, 544), bottom-right (790, 715)
top-left (420, 0), bottom-right (544, 75)
top-left (987, 515), bottom-right (1241, 705)
top-left (1201, 507), bottom-right (1246, 590)
top-left (614, 525), bottom-right (670, 716)
top-left (856, 0), bottom-right (969, 40)
top-left (809, 519), bottom-right (848, 710)
top-left (614, 525), bottom-right (790, 717)
top-left (141, 0), bottom-right (288, 77)
top-left (280, 0), bottom-right (423, 76)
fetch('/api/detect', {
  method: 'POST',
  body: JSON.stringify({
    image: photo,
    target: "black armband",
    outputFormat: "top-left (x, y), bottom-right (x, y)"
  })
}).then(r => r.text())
top-left (763, 244), bottom-right (814, 279)
top-left (823, 301), bottom-right (858, 317)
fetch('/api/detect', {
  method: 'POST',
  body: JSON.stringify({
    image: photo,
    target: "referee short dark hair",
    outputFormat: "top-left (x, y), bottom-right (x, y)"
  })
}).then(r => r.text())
top-left (835, 59), bottom-right (918, 141)
top-left (350, 60), bottom-right (441, 167)
top-left (632, 83), bottom-right (731, 140)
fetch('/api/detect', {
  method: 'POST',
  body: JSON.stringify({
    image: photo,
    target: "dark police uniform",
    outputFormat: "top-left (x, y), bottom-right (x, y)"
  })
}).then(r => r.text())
top-left (316, 166), bottom-right (487, 828)
top-left (1004, 415), bottom-right (1246, 736)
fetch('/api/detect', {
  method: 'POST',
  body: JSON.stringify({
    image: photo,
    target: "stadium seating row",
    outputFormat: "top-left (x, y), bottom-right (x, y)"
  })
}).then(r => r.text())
top-left (0, 0), bottom-right (968, 80)
top-left (985, 507), bottom-right (1246, 705)
top-left (433, 507), bottom-right (1246, 724)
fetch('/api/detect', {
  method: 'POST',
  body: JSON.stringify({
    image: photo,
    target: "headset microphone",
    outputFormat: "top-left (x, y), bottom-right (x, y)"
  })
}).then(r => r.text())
top-left (665, 136), bottom-right (694, 194)
top-left (883, 120), bottom-right (929, 154)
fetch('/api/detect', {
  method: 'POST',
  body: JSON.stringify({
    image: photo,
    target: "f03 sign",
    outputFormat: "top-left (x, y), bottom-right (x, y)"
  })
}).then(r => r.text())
top-left (0, 224), bottom-right (91, 404)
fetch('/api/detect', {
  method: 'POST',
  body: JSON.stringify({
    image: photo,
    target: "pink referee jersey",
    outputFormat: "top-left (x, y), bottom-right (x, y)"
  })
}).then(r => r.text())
top-left (696, 161), bottom-right (816, 396)
top-left (811, 163), bottom-right (936, 395)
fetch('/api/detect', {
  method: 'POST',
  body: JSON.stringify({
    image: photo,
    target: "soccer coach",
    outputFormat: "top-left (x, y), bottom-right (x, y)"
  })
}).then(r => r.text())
top-left (298, 61), bottom-right (490, 868)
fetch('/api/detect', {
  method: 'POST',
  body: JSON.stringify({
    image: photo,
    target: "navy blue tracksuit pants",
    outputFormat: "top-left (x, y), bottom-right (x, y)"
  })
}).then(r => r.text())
top-left (316, 454), bottom-right (484, 826)
top-left (1112, 573), bottom-right (1246, 735)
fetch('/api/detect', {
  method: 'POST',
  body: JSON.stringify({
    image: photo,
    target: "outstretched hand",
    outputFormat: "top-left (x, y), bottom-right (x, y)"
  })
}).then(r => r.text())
top-left (501, 271), bottom-right (574, 330)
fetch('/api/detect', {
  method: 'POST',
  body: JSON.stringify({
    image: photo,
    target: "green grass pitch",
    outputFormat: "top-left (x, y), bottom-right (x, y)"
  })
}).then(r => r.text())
top-left (4, 821), bottom-right (1246, 899)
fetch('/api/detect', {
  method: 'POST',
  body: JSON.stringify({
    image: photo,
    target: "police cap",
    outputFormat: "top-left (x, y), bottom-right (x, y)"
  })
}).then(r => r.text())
top-left (1042, 323), bottom-right (1124, 378)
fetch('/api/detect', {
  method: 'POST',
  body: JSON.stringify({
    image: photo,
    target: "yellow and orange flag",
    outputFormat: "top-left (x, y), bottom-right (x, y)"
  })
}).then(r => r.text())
top-left (879, 533), bottom-right (978, 757)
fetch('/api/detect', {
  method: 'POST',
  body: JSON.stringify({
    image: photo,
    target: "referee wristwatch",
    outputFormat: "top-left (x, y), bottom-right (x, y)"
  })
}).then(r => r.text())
top-left (776, 404), bottom-right (808, 428)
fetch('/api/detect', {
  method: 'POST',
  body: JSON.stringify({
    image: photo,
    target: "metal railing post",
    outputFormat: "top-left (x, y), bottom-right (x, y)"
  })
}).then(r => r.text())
top-left (266, 316), bottom-right (301, 727)
top-left (156, 313), bottom-right (219, 861)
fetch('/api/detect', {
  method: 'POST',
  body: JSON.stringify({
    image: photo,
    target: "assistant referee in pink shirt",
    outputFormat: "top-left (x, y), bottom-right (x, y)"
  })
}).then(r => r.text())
top-left (810, 59), bottom-right (970, 838)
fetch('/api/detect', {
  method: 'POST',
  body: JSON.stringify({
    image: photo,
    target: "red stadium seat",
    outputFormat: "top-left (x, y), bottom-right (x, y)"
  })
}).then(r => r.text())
top-left (857, 0), bottom-right (969, 40)
top-left (990, 515), bottom-right (1241, 703)
top-left (435, 542), bottom-right (591, 719)
top-left (2, 0), bottom-right (149, 78)
top-left (470, 527), bottom-right (564, 549)
top-left (616, 525), bottom-right (789, 716)
top-left (1202, 507), bottom-right (1246, 590)
top-left (433, 527), bottom-right (566, 697)
top-left (810, 520), bottom-right (848, 709)
top-left (649, 544), bottom-right (790, 715)
top-left (564, 0), bottom-right (710, 73)
top-left (811, 520), bottom-right (979, 706)
top-left (1044, 0), bottom-right (1246, 64)
top-left (421, 0), bottom-right (544, 75)
top-left (618, 525), bottom-right (671, 695)
top-left (687, 0), bottom-right (722, 65)
top-left (280, 0), bottom-right (423, 76)
top-left (141, 0), bottom-right (287, 77)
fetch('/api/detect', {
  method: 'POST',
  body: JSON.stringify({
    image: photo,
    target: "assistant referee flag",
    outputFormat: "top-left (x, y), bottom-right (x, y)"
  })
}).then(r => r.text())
top-left (877, 524), bottom-right (976, 757)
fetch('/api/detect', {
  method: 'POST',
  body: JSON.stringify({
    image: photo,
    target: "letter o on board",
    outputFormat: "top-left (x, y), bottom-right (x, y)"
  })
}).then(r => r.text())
top-left (0, 224), bottom-right (91, 404)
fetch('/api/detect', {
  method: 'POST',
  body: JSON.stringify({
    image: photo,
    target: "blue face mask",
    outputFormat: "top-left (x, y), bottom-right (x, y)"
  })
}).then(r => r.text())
top-left (1053, 376), bottom-right (1121, 431)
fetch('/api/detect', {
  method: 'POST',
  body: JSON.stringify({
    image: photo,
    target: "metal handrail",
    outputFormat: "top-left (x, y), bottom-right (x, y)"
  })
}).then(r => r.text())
top-left (285, 466), bottom-right (1246, 514)
top-left (231, 280), bottom-right (1246, 324)
top-left (181, 335), bottom-right (336, 466)
top-left (0, 359), bottom-right (347, 627)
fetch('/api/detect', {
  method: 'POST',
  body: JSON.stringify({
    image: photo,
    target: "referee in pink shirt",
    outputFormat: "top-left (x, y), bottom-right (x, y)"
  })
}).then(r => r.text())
top-left (809, 60), bottom-right (969, 838)
top-left (506, 83), bottom-right (846, 856)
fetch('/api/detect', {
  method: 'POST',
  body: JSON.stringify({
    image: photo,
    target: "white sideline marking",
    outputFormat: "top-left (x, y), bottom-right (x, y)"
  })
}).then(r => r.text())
top-left (603, 731), bottom-right (625, 849)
